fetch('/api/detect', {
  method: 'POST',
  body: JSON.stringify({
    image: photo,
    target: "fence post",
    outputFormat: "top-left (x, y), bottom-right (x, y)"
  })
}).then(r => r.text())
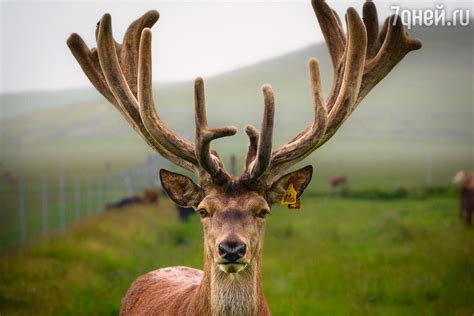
top-left (41, 175), bottom-right (48, 234)
top-left (425, 152), bottom-right (433, 186)
top-left (74, 176), bottom-right (81, 222)
top-left (59, 172), bottom-right (65, 231)
top-left (18, 174), bottom-right (26, 244)
top-left (87, 178), bottom-right (93, 215)
top-left (125, 173), bottom-right (133, 196)
top-left (127, 169), bottom-right (133, 195)
top-left (96, 179), bottom-right (101, 212)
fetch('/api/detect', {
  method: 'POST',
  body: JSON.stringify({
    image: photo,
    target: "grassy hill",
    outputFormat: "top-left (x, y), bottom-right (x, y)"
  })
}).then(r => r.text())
top-left (0, 23), bottom-right (472, 189)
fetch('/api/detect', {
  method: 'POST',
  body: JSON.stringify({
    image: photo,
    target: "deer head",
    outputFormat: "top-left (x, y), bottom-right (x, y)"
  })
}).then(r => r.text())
top-left (67, 0), bottom-right (421, 276)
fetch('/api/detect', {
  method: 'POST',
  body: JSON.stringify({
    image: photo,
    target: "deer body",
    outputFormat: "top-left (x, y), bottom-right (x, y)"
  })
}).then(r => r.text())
top-left (120, 262), bottom-right (269, 315)
top-left (67, 0), bottom-right (421, 314)
top-left (453, 171), bottom-right (474, 226)
top-left (329, 175), bottom-right (347, 190)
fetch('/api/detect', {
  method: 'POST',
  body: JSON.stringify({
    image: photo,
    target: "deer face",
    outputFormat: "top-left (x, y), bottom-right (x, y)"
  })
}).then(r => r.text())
top-left (160, 166), bottom-right (313, 274)
top-left (198, 188), bottom-right (268, 274)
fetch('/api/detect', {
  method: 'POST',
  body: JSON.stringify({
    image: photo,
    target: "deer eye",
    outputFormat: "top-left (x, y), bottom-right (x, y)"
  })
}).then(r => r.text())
top-left (256, 209), bottom-right (270, 219)
top-left (197, 208), bottom-right (208, 218)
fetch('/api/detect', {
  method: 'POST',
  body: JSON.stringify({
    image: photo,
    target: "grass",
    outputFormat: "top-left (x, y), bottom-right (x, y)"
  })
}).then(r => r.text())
top-left (1, 195), bottom-right (473, 315)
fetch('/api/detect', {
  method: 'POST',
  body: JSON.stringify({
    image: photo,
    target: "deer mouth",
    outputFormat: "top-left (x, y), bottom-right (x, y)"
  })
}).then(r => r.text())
top-left (217, 262), bottom-right (247, 274)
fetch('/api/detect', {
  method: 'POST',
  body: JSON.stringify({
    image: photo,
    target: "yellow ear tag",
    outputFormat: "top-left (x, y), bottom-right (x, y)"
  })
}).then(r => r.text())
top-left (281, 183), bottom-right (297, 205)
top-left (288, 197), bottom-right (301, 210)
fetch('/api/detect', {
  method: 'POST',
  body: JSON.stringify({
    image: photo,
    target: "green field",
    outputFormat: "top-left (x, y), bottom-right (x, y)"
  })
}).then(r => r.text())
top-left (1, 195), bottom-right (473, 315)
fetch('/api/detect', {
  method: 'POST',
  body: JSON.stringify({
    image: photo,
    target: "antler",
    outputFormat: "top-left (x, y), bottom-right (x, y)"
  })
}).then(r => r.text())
top-left (67, 1), bottom-right (421, 189)
top-left (67, 11), bottom-right (236, 184)
top-left (243, 0), bottom-right (422, 184)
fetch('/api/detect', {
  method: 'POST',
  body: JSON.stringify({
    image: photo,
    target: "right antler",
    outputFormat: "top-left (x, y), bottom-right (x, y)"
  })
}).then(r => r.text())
top-left (67, 11), bottom-right (237, 184)
top-left (242, 0), bottom-right (422, 185)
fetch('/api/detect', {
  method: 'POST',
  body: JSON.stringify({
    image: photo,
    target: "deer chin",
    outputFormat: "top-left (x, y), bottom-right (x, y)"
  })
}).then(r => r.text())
top-left (217, 263), bottom-right (247, 274)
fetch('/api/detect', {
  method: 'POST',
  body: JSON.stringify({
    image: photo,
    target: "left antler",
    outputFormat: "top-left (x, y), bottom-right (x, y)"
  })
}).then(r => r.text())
top-left (243, 0), bottom-right (422, 185)
top-left (67, 11), bottom-right (237, 185)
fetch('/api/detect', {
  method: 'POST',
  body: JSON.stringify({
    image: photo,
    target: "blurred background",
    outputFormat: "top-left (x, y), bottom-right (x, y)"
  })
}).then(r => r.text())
top-left (0, 0), bottom-right (473, 315)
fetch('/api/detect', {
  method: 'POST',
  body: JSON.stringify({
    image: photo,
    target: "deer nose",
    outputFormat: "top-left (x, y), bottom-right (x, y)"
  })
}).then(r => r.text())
top-left (218, 242), bottom-right (246, 263)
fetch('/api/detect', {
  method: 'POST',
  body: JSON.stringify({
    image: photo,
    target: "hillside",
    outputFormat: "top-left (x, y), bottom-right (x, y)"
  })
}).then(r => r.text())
top-left (0, 23), bottom-right (472, 188)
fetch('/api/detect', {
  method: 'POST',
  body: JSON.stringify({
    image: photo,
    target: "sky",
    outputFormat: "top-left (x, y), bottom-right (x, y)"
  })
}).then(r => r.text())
top-left (0, 0), bottom-right (472, 93)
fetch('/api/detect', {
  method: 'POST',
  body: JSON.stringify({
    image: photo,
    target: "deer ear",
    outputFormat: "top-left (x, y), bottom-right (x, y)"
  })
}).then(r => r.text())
top-left (159, 169), bottom-right (203, 208)
top-left (267, 165), bottom-right (313, 204)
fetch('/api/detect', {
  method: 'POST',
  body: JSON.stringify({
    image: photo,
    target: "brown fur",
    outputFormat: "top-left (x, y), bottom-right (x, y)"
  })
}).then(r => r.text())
top-left (454, 171), bottom-right (474, 225)
top-left (143, 187), bottom-right (159, 203)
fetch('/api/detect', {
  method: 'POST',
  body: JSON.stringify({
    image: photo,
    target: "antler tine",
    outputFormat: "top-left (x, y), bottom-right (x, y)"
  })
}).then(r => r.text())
top-left (319, 7), bottom-right (367, 144)
top-left (362, 0), bottom-right (380, 59)
top-left (244, 125), bottom-right (259, 170)
top-left (67, 33), bottom-right (117, 107)
top-left (119, 10), bottom-right (159, 97)
top-left (194, 78), bottom-right (238, 184)
top-left (267, 58), bottom-right (328, 178)
top-left (245, 85), bottom-right (275, 180)
top-left (357, 14), bottom-right (422, 104)
top-left (96, 14), bottom-right (140, 115)
top-left (138, 28), bottom-right (199, 166)
top-left (311, 0), bottom-right (346, 68)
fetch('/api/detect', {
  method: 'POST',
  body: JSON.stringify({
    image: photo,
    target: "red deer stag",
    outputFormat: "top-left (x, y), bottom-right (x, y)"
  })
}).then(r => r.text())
top-left (453, 171), bottom-right (474, 226)
top-left (67, 0), bottom-right (421, 314)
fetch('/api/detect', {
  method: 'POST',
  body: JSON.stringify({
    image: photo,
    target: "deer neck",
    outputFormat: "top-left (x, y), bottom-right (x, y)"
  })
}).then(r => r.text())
top-left (193, 248), bottom-right (266, 316)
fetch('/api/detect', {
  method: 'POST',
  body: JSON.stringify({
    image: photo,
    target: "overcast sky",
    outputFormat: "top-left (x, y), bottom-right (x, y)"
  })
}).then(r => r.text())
top-left (1, 0), bottom-right (472, 93)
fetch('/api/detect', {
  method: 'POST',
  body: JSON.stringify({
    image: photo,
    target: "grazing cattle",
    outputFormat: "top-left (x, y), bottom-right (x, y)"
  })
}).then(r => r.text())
top-left (453, 171), bottom-right (474, 226)
top-left (329, 175), bottom-right (347, 191)
top-left (67, 0), bottom-right (421, 314)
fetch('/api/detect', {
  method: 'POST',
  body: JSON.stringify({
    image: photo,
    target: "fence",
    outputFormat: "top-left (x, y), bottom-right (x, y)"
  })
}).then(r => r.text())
top-left (0, 155), bottom-right (168, 252)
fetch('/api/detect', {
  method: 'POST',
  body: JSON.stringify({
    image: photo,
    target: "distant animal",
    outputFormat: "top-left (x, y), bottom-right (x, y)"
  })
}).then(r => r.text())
top-left (106, 187), bottom-right (159, 210)
top-left (2, 171), bottom-right (18, 186)
top-left (453, 171), bottom-right (474, 226)
top-left (67, 0), bottom-right (421, 314)
top-left (175, 205), bottom-right (195, 222)
top-left (143, 187), bottom-right (159, 203)
top-left (329, 175), bottom-right (347, 190)
top-left (107, 195), bottom-right (144, 209)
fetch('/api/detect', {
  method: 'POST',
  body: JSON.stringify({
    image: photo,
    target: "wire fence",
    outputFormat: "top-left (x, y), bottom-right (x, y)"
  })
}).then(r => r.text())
top-left (0, 155), bottom-right (168, 252)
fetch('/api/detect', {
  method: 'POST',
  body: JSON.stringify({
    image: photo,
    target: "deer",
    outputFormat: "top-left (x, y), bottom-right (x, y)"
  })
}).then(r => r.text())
top-left (453, 171), bottom-right (474, 226)
top-left (67, 0), bottom-right (421, 314)
top-left (329, 175), bottom-right (348, 191)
